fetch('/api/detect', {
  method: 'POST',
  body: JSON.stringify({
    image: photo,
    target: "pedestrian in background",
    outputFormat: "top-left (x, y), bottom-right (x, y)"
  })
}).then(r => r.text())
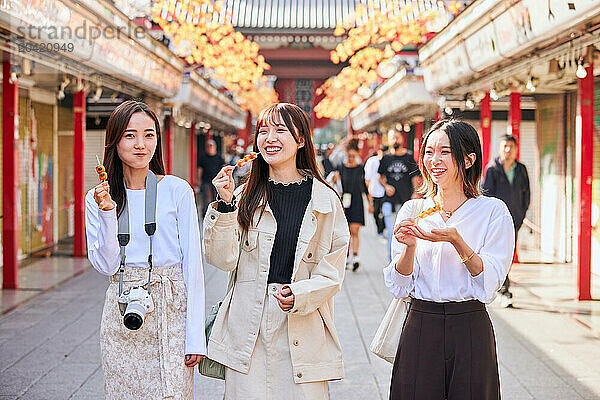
top-left (482, 134), bottom-right (531, 308)
top-left (198, 139), bottom-right (225, 216)
top-left (385, 120), bottom-right (514, 399)
top-left (337, 138), bottom-right (370, 271)
top-left (378, 130), bottom-right (420, 260)
top-left (85, 100), bottom-right (205, 399)
top-left (364, 145), bottom-right (387, 236)
top-left (203, 103), bottom-right (349, 399)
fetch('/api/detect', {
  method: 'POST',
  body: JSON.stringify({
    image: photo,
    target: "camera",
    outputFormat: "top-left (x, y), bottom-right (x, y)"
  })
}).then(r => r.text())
top-left (117, 286), bottom-right (155, 330)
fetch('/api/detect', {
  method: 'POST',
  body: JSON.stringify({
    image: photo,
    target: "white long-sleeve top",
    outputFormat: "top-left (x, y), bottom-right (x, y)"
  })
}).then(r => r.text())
top-left (383, 196), bottom-right (515, 304)
top-left (85, 175), bottom-right (206, 355)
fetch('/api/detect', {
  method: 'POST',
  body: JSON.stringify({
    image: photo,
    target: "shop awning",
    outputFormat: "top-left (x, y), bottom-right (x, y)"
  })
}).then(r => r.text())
top-left (167, 72), bottom-right (246, 130)
top-left (0, 0), bottom-right (184, 98)
top-left (350, 69), bottom-right (437, 131)
top-left (419, 0), bottom-right (600, 93)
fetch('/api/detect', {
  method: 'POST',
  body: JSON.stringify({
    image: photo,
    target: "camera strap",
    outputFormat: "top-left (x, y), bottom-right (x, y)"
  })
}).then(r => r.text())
top-left (117, 170), bottom-right (158, 296)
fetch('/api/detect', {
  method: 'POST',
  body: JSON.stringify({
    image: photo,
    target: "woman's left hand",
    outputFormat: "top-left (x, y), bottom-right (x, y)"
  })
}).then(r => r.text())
top-left (273, 285), bottom-right (295, 312)
top-left (184, 354), bottom-right (204, 367)
top-left (409, 224), bottom-right (459, 244)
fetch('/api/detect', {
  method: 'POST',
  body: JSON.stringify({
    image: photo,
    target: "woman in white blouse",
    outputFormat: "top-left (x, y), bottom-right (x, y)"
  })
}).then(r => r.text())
top-left (384, 119), bottom-right (514, 399)
top-left (85, 101), bottom-right (205, 399)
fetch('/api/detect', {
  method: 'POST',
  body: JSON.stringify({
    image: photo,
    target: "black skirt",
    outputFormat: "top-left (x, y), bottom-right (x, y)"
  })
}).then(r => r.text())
top-left (390, 299), bottom-right (500, 400)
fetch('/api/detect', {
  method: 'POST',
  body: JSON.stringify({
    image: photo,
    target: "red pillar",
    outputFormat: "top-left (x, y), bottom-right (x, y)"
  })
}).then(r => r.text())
top-left (434, 109), bottom-right (440, 122)
top-left (2, 60), bottom-right (19, 288)
top-left (414, 121), bottom-right (423, 162)
top-left (576, 65), bottom-right (593, 301)
top-left (189, 122), bottom-right (196, 188)
top-left (73, 86), bottom-right (86, 257)
top-left (164, 116), bottom-right (173, 174)
top-left (509, 92), bottom-right (521, 159)
top-left (480, 92), bottom-right (492, 170)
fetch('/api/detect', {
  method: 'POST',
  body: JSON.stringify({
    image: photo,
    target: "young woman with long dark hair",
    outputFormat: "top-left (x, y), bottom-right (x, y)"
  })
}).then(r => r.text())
top-left (85, 100), bottom-right (205, 399)
top-left (384, 120), bottom-right (515, 399)
top-left (203, 103), bottom-right (350, 399)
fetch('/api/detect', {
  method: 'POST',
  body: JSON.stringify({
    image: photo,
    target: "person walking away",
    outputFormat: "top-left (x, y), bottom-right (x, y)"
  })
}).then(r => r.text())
top-left (203, 103), bottom-right (350, 400)
top-left (364, 145), bottom-right (387, 236)
top-left (338, 138), bottom-right (370, 271)
top-left (198, 139), bottom-right (224, 216)
top-left (321, 144), bottom-right (336, 177)
top-left (482, 134), bottom-right (530, 307)
top-left (385, 120), bottom-right (515, 400)
top-left (85, 100), bottom-right (206, 399)
top-left (378, 130), bottom-right (420, 261)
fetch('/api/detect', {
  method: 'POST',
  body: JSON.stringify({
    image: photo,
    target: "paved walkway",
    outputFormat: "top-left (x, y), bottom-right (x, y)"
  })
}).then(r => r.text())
top-left (1, 220), bottom-right (600, 399)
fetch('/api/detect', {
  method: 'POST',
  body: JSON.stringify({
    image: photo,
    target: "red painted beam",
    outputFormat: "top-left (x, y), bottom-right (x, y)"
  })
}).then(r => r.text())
top-left (73, 87), bottom-right (86, 257)
top-left (260, 47), bottom-right (334, 61)
top-left (2, 61), bottom-right (19, 288)
top-left (237, 110), bottom-right (252, 148)
top-left (266, 64), bottom-right (343, 79)
top-left (164, 116), bottom-right (173, 174)
top-left (480, 92), bottom-right (491, 171)
top-left (189, 122), bottom-right (196, 188)
top-left (576, 65), bottom-right (593, 301)
top-left (509, 92), bottom-right (521, 160)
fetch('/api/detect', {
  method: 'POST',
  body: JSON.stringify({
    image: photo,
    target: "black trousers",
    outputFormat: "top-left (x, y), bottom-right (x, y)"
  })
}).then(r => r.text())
top-left (372, 196), bottom-right (385, 234)
top-left (390, 299), bottom-right (500, 400)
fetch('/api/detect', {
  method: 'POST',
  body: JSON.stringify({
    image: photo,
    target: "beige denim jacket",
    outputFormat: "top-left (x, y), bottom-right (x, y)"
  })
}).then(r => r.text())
top-left (203, 177), bottom-right (350, 383)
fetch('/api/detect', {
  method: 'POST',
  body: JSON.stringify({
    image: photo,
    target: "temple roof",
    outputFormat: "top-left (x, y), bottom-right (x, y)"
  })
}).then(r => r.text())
top-left (224, 0), bottom-right (447, 33)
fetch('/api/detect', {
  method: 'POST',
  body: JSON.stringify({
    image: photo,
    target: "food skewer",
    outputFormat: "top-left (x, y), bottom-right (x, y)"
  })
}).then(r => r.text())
top-left (415, 203), bottom-right (441, 220)
top-left (235, 152), bottom-right (259, 168)
top-left (96, 155), bottom-right (108, 182)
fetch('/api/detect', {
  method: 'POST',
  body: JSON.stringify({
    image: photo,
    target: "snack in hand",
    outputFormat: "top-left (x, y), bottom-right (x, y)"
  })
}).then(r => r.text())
top-left (96, 155), bottom-right (108, 182)
top-left (415, 203), bottom-right (441, 219)
top-left (236, 152), bottom-right (259, 167)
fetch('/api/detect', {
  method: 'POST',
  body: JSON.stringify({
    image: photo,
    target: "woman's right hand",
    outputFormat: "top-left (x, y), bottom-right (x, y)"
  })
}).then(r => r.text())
top-left (93, 182), bottom-right (115, 211)
top-left (393, 218), bottom-right (417, 247)
top-left (212, 166), bottom-right (235, 203)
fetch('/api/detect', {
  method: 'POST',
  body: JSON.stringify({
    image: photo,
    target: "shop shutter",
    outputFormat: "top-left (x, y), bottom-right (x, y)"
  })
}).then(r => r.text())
top-left (84, 130), bottom-right (106, 193)
top-left (173, 126), bottom-right (190, 182)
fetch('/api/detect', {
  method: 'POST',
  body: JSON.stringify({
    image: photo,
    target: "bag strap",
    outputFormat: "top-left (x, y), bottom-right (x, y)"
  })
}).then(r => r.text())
top-left (226, 229), bottom-right (245, 294)
top-left (116, 170), bottom-right (158, 296)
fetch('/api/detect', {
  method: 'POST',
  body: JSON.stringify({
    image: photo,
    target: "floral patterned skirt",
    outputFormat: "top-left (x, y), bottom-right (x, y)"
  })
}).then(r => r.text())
top-left (100, 264), bottom-right (193, 400)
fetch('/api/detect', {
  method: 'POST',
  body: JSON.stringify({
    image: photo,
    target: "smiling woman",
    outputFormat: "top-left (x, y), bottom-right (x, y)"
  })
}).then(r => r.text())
top-left (383, 119), bottom-right (516, 400)
top-left (84, 100), bottom-right (206, 400)
top-left (202, 103), bottom-right (350, 399)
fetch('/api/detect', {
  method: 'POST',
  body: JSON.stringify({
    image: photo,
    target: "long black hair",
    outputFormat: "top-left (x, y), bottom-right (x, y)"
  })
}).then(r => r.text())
top-left (103, 100), bottom-right (165, 217)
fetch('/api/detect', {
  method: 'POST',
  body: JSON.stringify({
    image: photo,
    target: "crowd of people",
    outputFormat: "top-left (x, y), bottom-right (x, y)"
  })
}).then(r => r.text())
top-left (85, 100), bottom-right (529, 399)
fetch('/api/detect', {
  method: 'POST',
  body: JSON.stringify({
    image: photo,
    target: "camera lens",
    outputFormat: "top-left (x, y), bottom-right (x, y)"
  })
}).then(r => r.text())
top-left (124, 313), bottom-right (143, 330)
top-left (123, 302), bottom-right (146, 330)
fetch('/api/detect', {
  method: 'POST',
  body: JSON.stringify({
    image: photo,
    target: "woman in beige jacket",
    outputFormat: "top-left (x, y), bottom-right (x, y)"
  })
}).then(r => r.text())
top-left (203, 103), bottom-right (350, 399)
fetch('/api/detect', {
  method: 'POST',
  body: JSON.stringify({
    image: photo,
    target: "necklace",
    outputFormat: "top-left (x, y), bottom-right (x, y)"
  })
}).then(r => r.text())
top-left (437, 198), bottom-right (469, 218)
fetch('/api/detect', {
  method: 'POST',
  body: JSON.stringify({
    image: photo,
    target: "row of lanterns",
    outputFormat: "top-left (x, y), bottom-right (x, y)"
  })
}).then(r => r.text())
top-left (314, 1), bottom-right (462, 120)
top-left (151, 0), bottom-right (278, 117)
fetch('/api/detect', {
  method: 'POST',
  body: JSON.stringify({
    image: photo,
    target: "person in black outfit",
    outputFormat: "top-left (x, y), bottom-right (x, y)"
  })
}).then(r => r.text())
top-left (198, 139), bottom-right (224, 216)
top-left (482, 134), bottom-right (530, 307)
top-left (337, 138), bottom-right (370, 271)
top-left (378, 130), bottom-right (420, 261)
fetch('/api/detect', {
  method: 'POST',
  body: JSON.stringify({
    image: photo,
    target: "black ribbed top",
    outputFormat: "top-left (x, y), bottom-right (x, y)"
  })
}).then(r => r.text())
top-left (267, 177), bottom-right (313, 284)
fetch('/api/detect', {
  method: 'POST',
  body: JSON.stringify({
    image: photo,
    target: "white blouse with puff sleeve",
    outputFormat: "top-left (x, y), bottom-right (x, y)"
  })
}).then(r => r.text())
top-left (383, 196), bottom-right (515, 304)
top-left (85, 175), bottom-right (206, 355)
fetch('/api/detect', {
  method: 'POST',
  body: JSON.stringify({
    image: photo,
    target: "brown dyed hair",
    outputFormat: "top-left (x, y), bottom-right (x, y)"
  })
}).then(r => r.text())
top-left (418, 119), bottom-right (482, 199)
top-left (345, 138), bottom-right (360, 152)
top-left (103, 100), bottom-right (165, 217)
top-left (237, 103), bottom-right (338, 232)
